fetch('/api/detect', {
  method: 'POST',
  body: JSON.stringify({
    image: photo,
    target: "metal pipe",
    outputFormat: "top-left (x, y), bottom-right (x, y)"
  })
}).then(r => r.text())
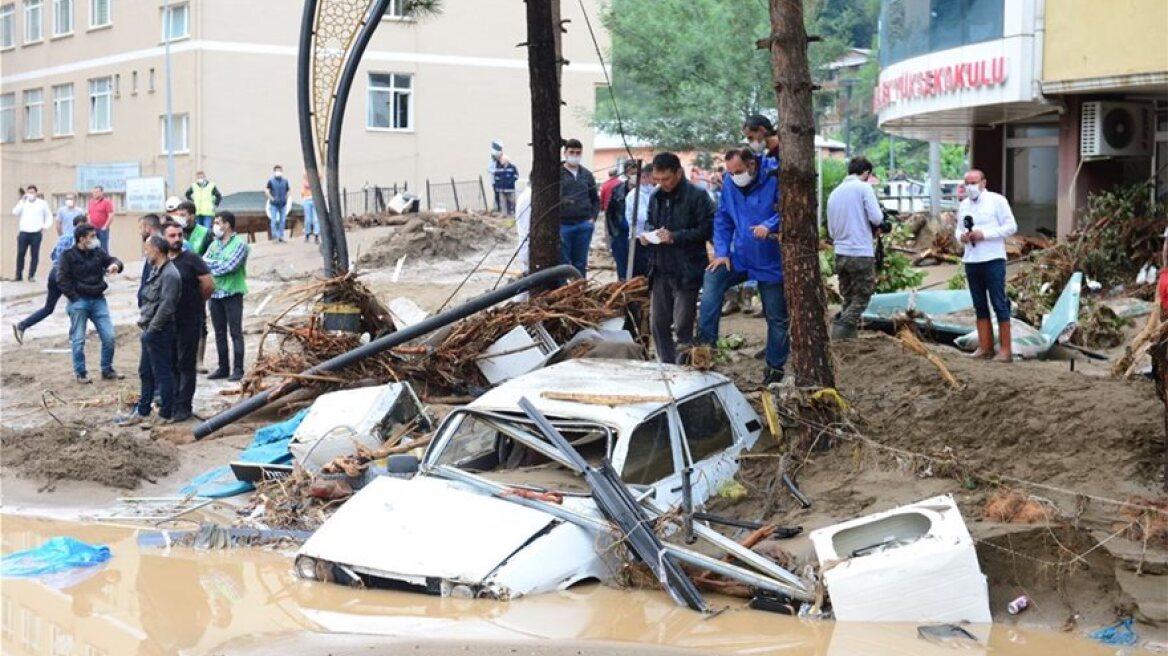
top-left (192, 264), bottom-right (581, 439)
top-left (681, 467), bottom-right (695, 544)
top-left (296, 0), bottom-right (335, 278)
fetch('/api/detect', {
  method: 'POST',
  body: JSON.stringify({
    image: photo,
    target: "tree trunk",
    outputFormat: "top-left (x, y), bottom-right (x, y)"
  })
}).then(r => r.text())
top-left (767, 0), bottom-right (836, 392)
top-left (525, 0), bottom-right (562, 274)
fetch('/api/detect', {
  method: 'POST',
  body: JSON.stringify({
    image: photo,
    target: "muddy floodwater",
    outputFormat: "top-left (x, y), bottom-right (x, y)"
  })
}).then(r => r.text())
top-left (0, 515), bottom-right (1129, 655)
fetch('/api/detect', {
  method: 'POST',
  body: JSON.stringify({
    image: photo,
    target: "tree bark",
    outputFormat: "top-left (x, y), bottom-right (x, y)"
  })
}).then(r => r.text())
top-left (767, 0), bottom-right (836, 391)
top-left (526, 0), bottom-right (563, 274)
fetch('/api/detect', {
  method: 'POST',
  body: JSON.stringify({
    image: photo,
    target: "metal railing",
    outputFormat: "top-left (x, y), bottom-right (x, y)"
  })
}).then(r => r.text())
top-left (425, 176), bottom-right (490, 213)
top-left (339, 182), bottom-right (410, 216)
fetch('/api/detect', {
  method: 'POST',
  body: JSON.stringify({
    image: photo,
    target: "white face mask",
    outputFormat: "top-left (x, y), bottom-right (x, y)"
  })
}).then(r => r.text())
top-left (66, 199), bottom-right (75, 208)
top-left (26, 193), bottom-right (37, 202)
top-left (731, 171), bottom-right (753, 188)
top-left (274, 171), bottom-right (283, 179)
top-left (749, 140), bottom-right (767, 154)
top-left (564, 155), bottom-right (582, 167)
top-left (175, 216), bottom-right (188, 228)
top-left (965, 183), bottom-right (982, 200)
top-left (87, 237), bottom-right (100, 250)
top-left (197, 178), bottom-right (207, 185)
top-left (212, 225), bottom-right (225, 238)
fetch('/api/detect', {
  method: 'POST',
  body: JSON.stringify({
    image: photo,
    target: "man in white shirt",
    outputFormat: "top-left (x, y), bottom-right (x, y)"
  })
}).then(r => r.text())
top-left (826, 157), bottom-right (885, 340)
top-left (955, 168), bottom-right (1017, 361)
top-left (12, 184), bottom-right (54, 282)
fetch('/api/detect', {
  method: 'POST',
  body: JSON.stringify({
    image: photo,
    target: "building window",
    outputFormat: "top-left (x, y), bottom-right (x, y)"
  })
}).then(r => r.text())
top-left (0, 4), bottom-right (14, 47)
top-left (23, 88), bottom-right (43, 139)
top-left (162, 1), bottom-right (187, 40)
top-left (367, 72), bottom-right (412, 131)
top-left (88, 0), bottom-right (108, 27)
top-left (148, 67), bottom-right (156, 93)
top-left (131, 70), bottom-right (138, 94)
top-left (0, 93), bottom-right (13, 143)
top-left (24, 0), bottom-right (43, 42)
top-left (878, 0), bottom-right (1005, 68)
top-left (160, 113), bottom-right (189, 153)
top-left (382, 0), bottom-right (405, 19)
top-left (88, 76), bottom-right (112, 133)
top-left (52, 0), bottom-right (70, 35)
top-left (52, 83), bottom-right (72, 136)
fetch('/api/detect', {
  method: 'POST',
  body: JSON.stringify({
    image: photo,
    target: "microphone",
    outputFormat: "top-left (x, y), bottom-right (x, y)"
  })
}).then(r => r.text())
top-left (963, 216), bottom-right (975, 248)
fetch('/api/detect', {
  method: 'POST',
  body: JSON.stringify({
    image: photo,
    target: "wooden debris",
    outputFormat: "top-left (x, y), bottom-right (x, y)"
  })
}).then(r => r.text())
top-left (540, 391), bottom-right (673, 406)
top-left (1113, 309), bottom-right (1163, 378)
top-left (896, 327), bottom-right (961, 388)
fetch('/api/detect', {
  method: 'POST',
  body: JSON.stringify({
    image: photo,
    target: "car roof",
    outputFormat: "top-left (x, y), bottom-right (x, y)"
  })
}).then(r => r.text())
top-left (469, 359), bottom-right (731, 433)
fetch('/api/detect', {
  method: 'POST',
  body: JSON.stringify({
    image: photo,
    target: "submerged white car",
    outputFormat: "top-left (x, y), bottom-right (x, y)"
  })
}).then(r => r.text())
top-left (295, 359), bottom-right (763, 600)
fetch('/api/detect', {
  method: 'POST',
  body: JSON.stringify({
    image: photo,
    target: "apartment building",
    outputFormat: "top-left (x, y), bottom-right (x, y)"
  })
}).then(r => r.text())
top-left (0, 0), bottom-right (607, 269)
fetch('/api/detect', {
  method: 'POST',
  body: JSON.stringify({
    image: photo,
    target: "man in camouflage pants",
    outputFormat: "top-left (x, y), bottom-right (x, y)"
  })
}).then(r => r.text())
top-left (826, 157), bottom-right (885, 340)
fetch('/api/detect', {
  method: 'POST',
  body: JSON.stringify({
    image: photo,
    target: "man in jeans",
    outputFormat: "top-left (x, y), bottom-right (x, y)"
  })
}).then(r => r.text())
top-left (826, 156), bottom-right (886, 340)
top-left (697, 149), bottom-right (788, 384)
top-left (87, 185), bottom-right (115, 253)
top-left (643, 152), bottom-right (714, 364)
top-left (184, 169), bottom-right (222, 231)
top-left (12, 214), bottom-right (88, 344)
top-left (57, 223), bottom-right (124, 384)
top-left (163, 220), bottom-right (213, 422)
top-left (119, 236), bottom-right (181, 426)
top-left (205, 211), bottom-right (250, 381)
top-left (265, 165), bottom-right (290, 243)
top-left (957, 168), bottom-right (1017, 362)
top-left (12, 185), bottom-right (53, 282)
top-left (559, 138), bottom-right (600, 276)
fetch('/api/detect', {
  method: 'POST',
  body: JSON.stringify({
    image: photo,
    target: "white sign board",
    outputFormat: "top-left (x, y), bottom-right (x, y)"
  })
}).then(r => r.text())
top-left (125, 177), bottom-right (167, 211)
top-left (75, 161), bottom-right (140, 193)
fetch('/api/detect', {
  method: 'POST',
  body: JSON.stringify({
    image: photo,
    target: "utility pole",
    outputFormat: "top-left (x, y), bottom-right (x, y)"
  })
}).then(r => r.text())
top-left (525, 0), bottom-right (563, 274)
top-left (840, 78), bottom-right (855, 159)
top-left (766, 0), bottom-right (836, 400)
top-left (163, 0), bottom-right (175, 193)
top-left (928, 140), bottom-right (941, 219)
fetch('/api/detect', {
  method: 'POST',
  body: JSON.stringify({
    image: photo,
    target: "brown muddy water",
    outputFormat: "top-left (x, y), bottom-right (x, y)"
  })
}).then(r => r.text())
top-left (0, 515), bottom-right (1129, 655)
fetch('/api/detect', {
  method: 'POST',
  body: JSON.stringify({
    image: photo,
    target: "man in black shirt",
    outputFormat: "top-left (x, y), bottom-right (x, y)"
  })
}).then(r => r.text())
top-left (163, 221), bottom-right (213, 422)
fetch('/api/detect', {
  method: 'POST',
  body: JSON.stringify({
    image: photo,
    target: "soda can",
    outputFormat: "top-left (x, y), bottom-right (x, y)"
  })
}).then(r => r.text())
top-left (1007, 594), bottom-right (1030, 615)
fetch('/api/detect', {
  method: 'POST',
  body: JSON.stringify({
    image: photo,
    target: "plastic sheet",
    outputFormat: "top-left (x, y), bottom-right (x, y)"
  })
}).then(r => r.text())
top-left (2, 537), bottom-right (111, 578)
top-left (181, 409), bottom-right (308, 498)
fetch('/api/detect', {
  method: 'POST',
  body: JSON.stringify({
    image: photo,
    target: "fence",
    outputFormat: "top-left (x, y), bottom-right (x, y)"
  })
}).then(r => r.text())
top-left (425, 176), bottom-right (490, 213)
top-left (338, 182), bottom-right (410, 217)
top-left (875, 179), bottom-right (962, 214)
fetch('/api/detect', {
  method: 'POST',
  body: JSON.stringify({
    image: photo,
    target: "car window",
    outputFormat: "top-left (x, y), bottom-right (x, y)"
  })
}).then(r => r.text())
top-left (432, 414), bottom-right (498, 470)
top-left (621, 412), bottom-right (674, 486)
top-left (677, 392), bottom-right (734, 463)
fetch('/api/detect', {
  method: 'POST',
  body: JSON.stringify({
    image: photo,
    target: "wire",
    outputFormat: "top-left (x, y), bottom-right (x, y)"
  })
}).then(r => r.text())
top-left (576, 0), bottom-right (634, 162)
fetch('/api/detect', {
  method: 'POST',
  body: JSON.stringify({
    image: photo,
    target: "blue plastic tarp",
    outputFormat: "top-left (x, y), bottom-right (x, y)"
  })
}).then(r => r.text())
top-left (2, 537), bottom-right (111, 578)
top-left (181, 409), bottom-right (308, 499)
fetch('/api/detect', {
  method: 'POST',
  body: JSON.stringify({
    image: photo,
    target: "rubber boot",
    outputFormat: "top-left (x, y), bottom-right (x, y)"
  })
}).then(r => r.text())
top-left (830, 322), bottom-right (857, 341)
top-left (993, 321), bottom-right (1013, 362)
top-left (970, 318), bottom-right (994, 359)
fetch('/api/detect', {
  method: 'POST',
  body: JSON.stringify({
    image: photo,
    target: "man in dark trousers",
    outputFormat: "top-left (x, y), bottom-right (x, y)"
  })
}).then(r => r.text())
top-left (12, 214), bottom-right (88, 344)
top-left (57, 223), bottom-right (124, 384)
top-left (604, 159), bottom-right (639, 280)
top-left (642, 152), bottom-right (714, 364)
top-left (163, 221), bottom-right (214, 422)
top-left (119, 236), bottom-right (181, 426)
top-left (559, 138), bottom-right (600, 276)
top-left (205, 211), bottom-right (250, 381)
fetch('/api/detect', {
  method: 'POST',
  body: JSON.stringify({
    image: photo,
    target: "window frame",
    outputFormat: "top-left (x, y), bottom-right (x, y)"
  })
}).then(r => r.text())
top-left (673, 391), bottom-right (736, 466)
top-left (161, 1), bottom-right (188, 41)
top-left (366, 71), bottom-right (414, 132)
top-left (0, 92), bottom-right (15, 143)
top-left (52, 82), bottom-right (73, 136)
top-left (159, 113), bottom-right (190, 154)
top-left (87, 0), bottom-right (109, 29)
top-left (23, 0), bottom-right (43, 43)
top-left (87, 76), bottom-right (112, 134)
top-left (22, 87), bottom-right (43, 140)
top-left (380, 0), bottom-right (414, 21)
top-left (0, 3), bottom-right (15, 48)
top-left (51, 0), bottom-right (70, 36)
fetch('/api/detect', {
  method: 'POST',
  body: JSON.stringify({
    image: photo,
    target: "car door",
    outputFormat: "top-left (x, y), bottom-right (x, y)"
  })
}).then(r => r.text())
top-left (616, 409), bottom-right (684, 504)
top-left (674, 389), bottom-right (742, 506)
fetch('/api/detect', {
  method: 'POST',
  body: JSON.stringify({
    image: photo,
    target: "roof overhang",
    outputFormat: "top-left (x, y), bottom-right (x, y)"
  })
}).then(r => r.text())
top-left (1041, 71), bottom-right (1168, 96)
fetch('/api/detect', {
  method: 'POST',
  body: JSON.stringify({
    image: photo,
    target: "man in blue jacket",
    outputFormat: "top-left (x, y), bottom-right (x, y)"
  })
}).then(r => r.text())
top-left (697, 148), bottom-right (789, 384)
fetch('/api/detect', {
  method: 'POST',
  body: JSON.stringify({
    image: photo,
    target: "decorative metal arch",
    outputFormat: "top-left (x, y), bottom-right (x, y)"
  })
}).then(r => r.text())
top-left (298, 0), bottom-right (393, 276)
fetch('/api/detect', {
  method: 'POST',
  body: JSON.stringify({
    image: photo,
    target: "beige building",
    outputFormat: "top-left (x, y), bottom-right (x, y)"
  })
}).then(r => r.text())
top-left (0, 0), bottom-right (607, 271)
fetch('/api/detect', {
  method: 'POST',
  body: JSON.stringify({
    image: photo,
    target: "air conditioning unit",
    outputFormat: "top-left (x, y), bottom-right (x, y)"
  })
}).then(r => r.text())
top-left (1080, 101), bottom-right (1154, 158)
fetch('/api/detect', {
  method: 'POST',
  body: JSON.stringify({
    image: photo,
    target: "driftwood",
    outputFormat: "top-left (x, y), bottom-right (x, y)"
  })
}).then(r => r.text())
top-left (912, 248), bottom-right (962, 266)
top-left (896, 327), bottom-right (961, 388)
top-left (1113, 308), bottom-right (1164, 377)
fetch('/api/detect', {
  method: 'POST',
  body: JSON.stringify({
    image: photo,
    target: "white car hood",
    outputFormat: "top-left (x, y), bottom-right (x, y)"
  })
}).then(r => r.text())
top-left (298, 475), bottom-right (560, 585)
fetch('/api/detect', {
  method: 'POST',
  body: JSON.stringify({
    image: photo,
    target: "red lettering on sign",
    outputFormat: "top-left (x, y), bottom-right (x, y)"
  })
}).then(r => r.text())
top-left (872, 56), bottom-right (1007, 112)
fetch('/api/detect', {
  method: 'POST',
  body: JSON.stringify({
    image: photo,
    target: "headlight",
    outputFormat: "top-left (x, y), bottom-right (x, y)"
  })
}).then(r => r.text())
top-left (294, 555), bottom-right (318, 580)
top-left (449, 584), bottom-right (475, 599)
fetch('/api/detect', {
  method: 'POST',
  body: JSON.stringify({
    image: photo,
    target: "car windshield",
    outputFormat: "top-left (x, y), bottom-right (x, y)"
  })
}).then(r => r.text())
top-left (428, 411), bottom-right (611, 494)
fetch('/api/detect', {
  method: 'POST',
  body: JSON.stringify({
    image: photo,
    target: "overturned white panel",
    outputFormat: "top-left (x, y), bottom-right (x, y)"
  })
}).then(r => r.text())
top-left (477, 324), bottom-right (557, 385)
top-left (290, 383), bottom-right (426, 472)
top-left (810, 494), bottom-right (991, 623)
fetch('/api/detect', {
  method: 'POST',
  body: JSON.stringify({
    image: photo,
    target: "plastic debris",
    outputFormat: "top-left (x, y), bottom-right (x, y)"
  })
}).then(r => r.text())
top-left (717, 479), bottom-right (749, 501)
top-left (1088, 618), bottom-right (1138, 647)
top-left (1, 537), bottom-right (111, 578)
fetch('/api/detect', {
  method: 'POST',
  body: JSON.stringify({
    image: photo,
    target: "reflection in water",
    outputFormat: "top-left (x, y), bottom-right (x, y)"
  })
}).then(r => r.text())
top-left (1, 515), bottom-right (1119, 656)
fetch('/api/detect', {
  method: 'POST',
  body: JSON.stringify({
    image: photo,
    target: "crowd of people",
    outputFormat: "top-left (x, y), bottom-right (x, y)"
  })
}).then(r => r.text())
top-left (11, 182), bottom-right (251, 426)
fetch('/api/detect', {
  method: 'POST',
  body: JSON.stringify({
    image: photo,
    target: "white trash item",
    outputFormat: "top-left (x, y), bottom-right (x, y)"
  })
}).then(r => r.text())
top-left (476, 324), bottom-right (558, 385)
top-left (289, 383), bottom-right (428, 472)
top-left (810, 494), bottom-right (991, 623)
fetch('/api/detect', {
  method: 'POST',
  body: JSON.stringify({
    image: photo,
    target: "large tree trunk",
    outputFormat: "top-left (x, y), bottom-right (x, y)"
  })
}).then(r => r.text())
top-left (767, 0), bottom-right (836, 391)
top-left (525, 0), bottom-right (562, 274)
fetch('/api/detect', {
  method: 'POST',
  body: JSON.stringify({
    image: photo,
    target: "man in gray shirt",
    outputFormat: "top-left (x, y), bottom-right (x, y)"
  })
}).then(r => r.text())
top-left (826, 157), bottom-right (885, 340)
top-left (120, 235), bottom-right (182, 426)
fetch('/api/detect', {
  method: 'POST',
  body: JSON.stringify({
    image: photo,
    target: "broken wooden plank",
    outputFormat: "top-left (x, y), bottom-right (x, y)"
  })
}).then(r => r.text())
top-left (540, 391), bottom-right (674, 406)
top-left (896, 327), bottom-right (961, 388)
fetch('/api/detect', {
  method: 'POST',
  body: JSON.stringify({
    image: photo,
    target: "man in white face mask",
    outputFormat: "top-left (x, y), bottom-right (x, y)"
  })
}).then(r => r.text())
top-left (956, 168), bottom-right (1017, 362)
top-left (56, 193), bottom-right (84, 236)
top-left (558, 138), bottom-right (600, 276)
top-left (56, 222), bottom-right (124, 383)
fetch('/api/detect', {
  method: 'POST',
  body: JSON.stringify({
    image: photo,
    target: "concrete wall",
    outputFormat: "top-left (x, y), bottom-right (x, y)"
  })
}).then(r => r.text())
top-left (1043, 0), bottom-right (1168, 83)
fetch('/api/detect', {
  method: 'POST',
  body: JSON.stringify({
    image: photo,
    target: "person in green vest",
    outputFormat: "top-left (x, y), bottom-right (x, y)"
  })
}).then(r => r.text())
top-left (185, 170), bottom-right (222, 231)
top-left (204, 211), bottom-right (249, 382)
top-left (168, 198), bottom-right (211, 256)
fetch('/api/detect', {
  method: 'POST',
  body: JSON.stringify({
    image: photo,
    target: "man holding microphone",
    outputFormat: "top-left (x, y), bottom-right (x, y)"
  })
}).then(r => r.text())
top-left (956, 168), bottom-right (1017, 361)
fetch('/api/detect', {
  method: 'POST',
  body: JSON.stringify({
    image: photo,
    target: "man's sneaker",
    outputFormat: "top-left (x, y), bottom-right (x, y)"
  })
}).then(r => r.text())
top-left (207, 369), bottom-right (229, 380)
top-left (28, 275), bottom-right (36, 283)
top-left (763, 367), bottom-right (785, 386)
top-left (76, 374), bottom-right (92, 384)
top-left (101, 369), bottom-right (125, 380)
top-left (720, 298), bottom-right (741, 316)
top-left (115, 412), bottom-right (148, 426)
top-left (228, 370), bottom-right (244, 382)
top-left (169, 410), bottom-right (193, 423)
top-left (12, 324), bottom-right (24, 345)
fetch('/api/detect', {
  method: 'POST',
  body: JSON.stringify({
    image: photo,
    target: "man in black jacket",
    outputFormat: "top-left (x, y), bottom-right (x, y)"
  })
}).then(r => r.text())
top-left (57, 223), bottom-right (124, 384)
top-left (119, 235), bottom-right (182, 425)
top-left (642, 152), bottom-right (714, 364)
top-left (604, 159), bottom-right (638, 280)
top-left (559, 138), bottom-right (600, 276)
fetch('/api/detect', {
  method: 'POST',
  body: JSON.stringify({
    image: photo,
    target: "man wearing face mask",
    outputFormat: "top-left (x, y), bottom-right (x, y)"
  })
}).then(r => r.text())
top-left (265, 165), bottom-right (291, 243)
top-left (56, 193), bottom-right (84, 236)
top-left (12, 185), bottom-right (53, 282)
top-left (956, 169), bottom-right (1017, 361)
top-left (826, 156), bottom-right (885, 340)
top-left (12, 214), bottom-right (88, 345)
top-left (605, 160), bottom-right (640, 280)
top-left (743, 115), bottom-right (780, 168)
top-left (118, 235), bottom-right (182, 426)
top-left (559, 138), bottom-right (600, 276)
top-left (623, 162), bottom-right (655, 279)
top-left (643, 152), bottom-right (714, 364)
top-left (697, 149), bottom-right (788, 384)
top-left (205, 211), bottom-right (250, 381)
top-left (57, 223), bottom-right (124, 384)
top-left (173, 199), bottom-right (210, 255)
top-left (185, 170), bottom-right (222, 231)
top-left (163, 221), bottom-right (214, 422)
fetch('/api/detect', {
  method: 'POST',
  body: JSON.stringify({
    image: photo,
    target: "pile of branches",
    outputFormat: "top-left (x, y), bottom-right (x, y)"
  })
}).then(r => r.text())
top-left (243, 276), bottom-right (649, 400)
top-left (1011, 183), bottom-right (1165, 324)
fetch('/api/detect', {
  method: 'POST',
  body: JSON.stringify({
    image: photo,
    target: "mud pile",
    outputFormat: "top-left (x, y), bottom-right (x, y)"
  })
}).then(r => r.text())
top-left (357, 211), bottom-right (513, 268)
top-left (3, 421), bottom-right (180, 490)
